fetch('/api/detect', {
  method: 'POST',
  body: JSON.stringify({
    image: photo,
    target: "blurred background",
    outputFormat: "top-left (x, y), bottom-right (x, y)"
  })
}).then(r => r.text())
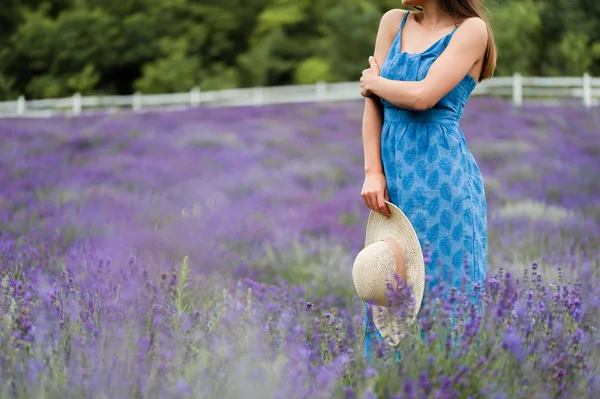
top-left (1, 0), bottom-right (599, 300)
top-left (0, 0), bottom-right (598, 100)
top-left (0, 2), bottom-right (599, 397)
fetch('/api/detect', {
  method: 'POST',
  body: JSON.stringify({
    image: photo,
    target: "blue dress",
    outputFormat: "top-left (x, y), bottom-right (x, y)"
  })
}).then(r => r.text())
top-left (363, 10), bottom-right (487, 361)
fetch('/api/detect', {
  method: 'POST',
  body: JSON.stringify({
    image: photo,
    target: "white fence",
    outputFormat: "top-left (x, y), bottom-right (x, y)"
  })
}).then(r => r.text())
top-left (0, 73), bottom-right (598, 118)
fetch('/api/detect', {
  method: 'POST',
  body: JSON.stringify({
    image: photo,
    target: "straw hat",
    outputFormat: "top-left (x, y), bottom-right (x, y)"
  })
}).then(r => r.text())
top-left (352, 201), bottom-right (425, 346)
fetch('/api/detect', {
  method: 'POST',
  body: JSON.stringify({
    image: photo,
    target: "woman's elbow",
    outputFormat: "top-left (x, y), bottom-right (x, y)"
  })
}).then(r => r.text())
top-left (412, 88), bottom-right (436, 111)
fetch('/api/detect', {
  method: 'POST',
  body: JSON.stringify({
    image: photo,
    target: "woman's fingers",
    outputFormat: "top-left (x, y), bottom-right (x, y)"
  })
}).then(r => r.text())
top-left (374, 191), bottom-right (390, 218)
top-left (361, 175), bottom-right (389, 216)
top-left (366, 191), bottom-right (385, 218)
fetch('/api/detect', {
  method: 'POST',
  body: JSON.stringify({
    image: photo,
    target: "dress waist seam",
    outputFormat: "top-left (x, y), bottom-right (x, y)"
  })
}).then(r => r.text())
top-left (383, 108), bottom-right (460, 125)
top-left (383, 119), bottom-right (459, 125)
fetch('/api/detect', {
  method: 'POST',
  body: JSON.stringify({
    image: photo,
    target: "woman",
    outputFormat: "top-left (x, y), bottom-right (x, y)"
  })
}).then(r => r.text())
top-left (359, 0), bottom-right (496, 361)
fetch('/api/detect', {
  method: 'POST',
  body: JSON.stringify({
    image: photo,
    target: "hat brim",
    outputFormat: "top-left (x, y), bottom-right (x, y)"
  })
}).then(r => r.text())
top-left (365, 201), bottom-right (425, 346)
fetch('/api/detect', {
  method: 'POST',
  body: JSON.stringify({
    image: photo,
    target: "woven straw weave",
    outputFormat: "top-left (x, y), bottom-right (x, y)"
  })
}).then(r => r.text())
top-left (352, 201), bottom-right (425, 346)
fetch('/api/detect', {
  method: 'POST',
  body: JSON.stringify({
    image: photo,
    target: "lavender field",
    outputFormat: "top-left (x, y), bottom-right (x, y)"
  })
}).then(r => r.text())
top-left (1, 97), bottom-right (599, 398)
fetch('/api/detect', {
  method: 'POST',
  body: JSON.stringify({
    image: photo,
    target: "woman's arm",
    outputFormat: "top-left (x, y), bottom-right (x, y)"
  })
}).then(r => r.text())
top-left (362, 9), bottom-right (405, 175)
top-left (361, 10), bottom-right (406, 216)
top-left (365, 17), bottom-right (488, 111)
top-left (362, 97), bottom-right (383, 174)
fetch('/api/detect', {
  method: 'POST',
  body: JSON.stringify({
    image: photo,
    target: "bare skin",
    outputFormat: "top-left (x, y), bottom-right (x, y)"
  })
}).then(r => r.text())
top-left (360, 0), bottom-right (488, 218)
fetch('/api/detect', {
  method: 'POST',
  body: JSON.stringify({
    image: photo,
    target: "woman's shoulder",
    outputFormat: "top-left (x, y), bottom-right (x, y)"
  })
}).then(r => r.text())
top-left (381, 8), bottom-right (409, 20)
top-left (378, 9), bottom-right (409, 32)
top-left (448, 17), bottom-right (488, 61)
top-left (457, 17), bottom-right (488, 34)
top-left (455, 17), bottom-right (489, 45)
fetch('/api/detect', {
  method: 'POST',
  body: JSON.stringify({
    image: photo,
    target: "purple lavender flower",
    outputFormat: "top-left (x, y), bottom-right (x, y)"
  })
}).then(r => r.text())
top-left (502, 326), bottom-right (525, 362)
top-left (0, 98), bottom-right (598, 398)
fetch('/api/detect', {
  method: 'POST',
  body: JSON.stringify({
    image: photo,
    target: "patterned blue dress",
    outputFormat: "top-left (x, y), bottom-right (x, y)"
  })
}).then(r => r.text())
top-left (363, 10), bottom-right (487, 361)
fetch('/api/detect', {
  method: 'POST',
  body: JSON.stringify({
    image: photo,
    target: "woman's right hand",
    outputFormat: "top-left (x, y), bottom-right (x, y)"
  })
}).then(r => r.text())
top-left (361, 171), bottom-right (391, 218)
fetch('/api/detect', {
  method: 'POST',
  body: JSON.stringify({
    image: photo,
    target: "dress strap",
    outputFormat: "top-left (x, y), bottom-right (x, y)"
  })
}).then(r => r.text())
top-left (449, 22), bottom-right (462, 36)
top-left (400, 10), bottom-right (410, 30)
top-left (387, 11), bottom-right (411, 57)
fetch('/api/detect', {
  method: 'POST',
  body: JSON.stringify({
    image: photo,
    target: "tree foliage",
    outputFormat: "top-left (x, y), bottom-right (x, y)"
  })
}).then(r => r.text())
top-left (0, 0), bottom-right (598, 100)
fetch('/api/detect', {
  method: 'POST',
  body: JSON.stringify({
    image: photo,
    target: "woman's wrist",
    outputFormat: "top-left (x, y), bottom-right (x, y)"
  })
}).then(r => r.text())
top-left (364, 166), bottom-right (384, 175)
top-left (368, 76), bottom-right (385, 97)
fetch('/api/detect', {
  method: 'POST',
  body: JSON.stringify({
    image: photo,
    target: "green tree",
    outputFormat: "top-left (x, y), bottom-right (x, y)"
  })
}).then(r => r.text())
top-left (294, 57), bottom-right (332, 85)
top-left (488, 0), bottom-right (544, 76)
top-left (0, 0), bottom-right (598, 100)
top-left (135, 38), bottom-right (202, 94)
top-left (315, 0), bottom-right (384, 82)
top-left (237, 0), bottom-right (321, 87)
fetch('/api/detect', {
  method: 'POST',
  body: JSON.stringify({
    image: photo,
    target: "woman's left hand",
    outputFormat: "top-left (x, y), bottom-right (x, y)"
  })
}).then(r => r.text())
top-left (360, 56), bottom-right (380, 97)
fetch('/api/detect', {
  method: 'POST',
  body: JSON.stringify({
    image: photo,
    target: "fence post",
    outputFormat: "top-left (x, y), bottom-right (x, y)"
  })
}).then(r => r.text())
top-left (583, 73), bottom-right (592, 108)
top-left (315, 81), bottom-right (327, 100)
top-left (253, 87), bottom-right (263, 106)
top-left (132, 92), bottom-right (142, 111)
top-left (16, 95), bottom-right (26, 115)
top-left (73, 93), bottom-right (82, 115)
top-left (512, 72), bottom-right (523, 106)
top-left (190, 86), bottom-right (201, 106)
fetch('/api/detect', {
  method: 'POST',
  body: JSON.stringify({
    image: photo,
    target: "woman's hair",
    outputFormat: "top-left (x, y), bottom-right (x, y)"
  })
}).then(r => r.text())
top-left (417, 0), bottom-right (497, 81)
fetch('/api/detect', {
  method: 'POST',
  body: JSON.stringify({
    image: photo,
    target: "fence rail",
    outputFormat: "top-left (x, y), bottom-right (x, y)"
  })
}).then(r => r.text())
top-left (0, 73), bottom-right (598, 118)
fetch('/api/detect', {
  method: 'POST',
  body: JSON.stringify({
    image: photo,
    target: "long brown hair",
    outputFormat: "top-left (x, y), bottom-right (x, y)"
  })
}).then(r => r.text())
top-left (418, 0), bottom-right (497, 81)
